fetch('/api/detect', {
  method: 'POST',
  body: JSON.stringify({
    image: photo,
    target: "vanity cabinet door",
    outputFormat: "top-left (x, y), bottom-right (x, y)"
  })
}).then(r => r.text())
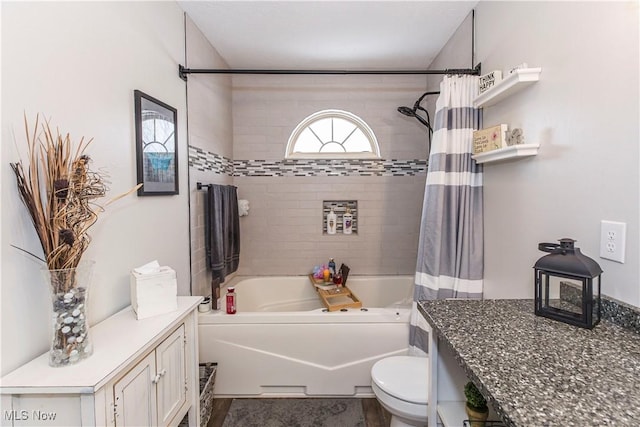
top-left (113, 325), bottom-right (186, 427)
top-left (156, 325), bottom-right (186, 427)
top-left (113, 351), bottom-right (158, 427)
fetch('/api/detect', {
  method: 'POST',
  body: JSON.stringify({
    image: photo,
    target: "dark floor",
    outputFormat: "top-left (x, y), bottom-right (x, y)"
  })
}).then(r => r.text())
top-left (207, 398), bottom-right (391, 427)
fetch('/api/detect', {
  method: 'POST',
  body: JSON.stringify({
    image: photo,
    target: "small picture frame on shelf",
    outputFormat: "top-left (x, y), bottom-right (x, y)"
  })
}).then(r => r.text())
top-left (478, 70), bottom-right (503, 94)
top-left (134, 90), bottom-right (179, 196)
top-left (472, 124), bottom-right (508, 154)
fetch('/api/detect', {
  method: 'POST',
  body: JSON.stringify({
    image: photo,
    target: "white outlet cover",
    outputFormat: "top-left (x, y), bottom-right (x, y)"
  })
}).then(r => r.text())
top-left (600, 220), bottom-right (626, 263)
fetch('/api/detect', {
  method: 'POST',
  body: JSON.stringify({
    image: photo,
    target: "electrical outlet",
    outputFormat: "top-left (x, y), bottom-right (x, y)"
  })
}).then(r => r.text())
top-left (600, 220), bottom-right (626, 263)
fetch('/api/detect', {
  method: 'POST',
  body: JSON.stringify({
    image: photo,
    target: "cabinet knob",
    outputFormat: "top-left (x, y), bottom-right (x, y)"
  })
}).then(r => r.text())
top-left (152, 369), bottom-right (167, 384)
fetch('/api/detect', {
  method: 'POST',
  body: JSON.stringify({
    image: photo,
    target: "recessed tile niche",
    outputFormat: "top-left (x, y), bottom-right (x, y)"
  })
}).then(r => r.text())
top-left (323, 200), bottom-right (358, 234)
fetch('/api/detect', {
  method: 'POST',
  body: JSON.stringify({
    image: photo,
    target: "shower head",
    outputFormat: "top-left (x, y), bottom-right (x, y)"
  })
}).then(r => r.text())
top-left (397, 91), bottom-right (439, 125)
top-left (397, 106), bottom-right (415, 117)
top-left (398, 91), bottom-right (439, 155)
top-left (397, 105), bottom-right (432, 131)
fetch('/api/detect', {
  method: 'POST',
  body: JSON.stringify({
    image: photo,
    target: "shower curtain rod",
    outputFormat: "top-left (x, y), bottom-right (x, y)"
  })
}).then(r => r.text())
top-left (178, 64), bottom-right (481, 81)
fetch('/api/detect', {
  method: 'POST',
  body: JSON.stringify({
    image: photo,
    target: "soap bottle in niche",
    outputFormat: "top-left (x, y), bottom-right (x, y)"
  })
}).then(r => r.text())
top-left (343, 207), bottom-right (353, 235)
top-left (327, 208), bottom-right (337, 234)
top-left (226, 287), bottom-right (237, 314)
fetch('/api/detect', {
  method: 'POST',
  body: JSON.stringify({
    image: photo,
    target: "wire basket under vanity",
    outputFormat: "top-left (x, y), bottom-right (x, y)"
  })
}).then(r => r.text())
top-left (179, 362), bottom-right (217, 427)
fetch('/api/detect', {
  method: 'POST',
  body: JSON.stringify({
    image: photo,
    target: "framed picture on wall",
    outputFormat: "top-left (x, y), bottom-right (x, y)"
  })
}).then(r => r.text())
top-left (134, 90), bottom-right (179, 196)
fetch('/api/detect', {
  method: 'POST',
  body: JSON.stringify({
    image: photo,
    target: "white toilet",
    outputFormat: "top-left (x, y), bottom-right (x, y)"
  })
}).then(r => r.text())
top-left (371, 356), bottom-right (429, 427)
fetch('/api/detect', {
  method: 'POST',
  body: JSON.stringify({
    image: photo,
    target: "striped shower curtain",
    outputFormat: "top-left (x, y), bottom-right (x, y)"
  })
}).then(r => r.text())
top-left (409, 75), bottom-right (483, 356)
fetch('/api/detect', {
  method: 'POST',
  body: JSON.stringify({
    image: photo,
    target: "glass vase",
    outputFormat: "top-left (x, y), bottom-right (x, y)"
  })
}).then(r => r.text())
top-left (43, 261), bottom-right (94, 367)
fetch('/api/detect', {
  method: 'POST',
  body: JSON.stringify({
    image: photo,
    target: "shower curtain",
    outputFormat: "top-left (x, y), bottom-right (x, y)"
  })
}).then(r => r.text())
top-left (409, 75), bottom-right (483, 356)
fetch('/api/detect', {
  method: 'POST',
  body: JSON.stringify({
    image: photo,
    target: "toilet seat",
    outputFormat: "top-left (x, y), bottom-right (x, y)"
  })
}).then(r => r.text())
top-left (371, 356), bottom-right (428, 404)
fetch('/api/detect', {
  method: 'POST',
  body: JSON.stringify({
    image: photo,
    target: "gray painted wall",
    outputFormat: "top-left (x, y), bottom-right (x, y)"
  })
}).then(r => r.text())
top-left (430, 2), bottom-right (639, 305)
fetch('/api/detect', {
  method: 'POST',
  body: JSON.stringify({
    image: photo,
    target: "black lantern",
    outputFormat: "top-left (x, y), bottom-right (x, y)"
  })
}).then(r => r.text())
top-left (533, 238), bottom-right (603, 329)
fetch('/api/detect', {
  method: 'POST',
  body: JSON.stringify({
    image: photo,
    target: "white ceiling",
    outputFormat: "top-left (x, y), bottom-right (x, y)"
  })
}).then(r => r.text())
top-left (178, 1), bottom-right (478, 70)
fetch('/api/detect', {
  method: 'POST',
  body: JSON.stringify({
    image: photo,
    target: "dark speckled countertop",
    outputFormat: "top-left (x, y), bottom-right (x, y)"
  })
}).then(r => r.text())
top-left (418, 299), bottom-right (640, 427)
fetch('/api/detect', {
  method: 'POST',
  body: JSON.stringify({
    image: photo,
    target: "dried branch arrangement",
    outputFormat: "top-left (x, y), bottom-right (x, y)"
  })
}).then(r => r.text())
top-left (10, 114), bottom-right (138, 271)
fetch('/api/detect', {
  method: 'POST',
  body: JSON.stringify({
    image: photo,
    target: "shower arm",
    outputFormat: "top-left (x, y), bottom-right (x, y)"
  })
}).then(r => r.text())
top-left (414, 91), bottom-right (440, 109)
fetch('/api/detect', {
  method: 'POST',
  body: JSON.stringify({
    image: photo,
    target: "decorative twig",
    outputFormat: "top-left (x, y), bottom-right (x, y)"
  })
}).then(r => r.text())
top-left (9, 114), bottom-right (134, 270)
top-left (9, 244), bottom-right (46, 263)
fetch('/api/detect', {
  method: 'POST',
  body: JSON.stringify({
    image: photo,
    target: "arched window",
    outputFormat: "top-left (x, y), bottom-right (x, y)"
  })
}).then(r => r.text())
top-left (286, 110), bottom-right (380, 159)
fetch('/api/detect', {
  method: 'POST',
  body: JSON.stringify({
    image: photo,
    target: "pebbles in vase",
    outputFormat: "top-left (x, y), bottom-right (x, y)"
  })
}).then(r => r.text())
top-left (50, 286), bottom-right (91, 366)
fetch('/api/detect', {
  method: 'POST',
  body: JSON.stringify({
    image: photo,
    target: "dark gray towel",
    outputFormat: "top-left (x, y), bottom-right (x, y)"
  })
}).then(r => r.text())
top-left (205, 184), bottom-right (240, 283)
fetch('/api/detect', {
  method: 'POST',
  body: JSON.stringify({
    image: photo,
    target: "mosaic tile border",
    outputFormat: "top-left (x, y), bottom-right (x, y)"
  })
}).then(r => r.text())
top-left (188, 146), bottom-right (427, 177)
top-left (233, 158), bottom-right (427, 177)
top-left (189, 146), bottom-right (234, 175)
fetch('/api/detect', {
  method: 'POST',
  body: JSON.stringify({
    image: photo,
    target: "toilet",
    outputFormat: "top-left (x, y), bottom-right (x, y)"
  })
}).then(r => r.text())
top-left (371, 356), bottom-right (429, 427)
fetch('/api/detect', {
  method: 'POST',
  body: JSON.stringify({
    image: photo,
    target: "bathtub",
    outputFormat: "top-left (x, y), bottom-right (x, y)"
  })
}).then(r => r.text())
top-left (198, 275), bottom-right (413, 397)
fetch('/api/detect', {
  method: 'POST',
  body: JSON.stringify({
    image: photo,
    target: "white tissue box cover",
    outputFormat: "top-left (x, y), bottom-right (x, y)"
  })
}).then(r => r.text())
top-left (130, 267), bottom-right (178, 320)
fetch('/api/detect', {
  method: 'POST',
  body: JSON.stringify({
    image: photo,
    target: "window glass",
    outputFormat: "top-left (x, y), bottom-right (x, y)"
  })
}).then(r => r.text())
top-left (286, 110), bottom-right (380, 159)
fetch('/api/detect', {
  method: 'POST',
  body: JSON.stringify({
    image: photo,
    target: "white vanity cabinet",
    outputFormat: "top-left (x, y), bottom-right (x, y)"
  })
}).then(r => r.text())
top-left (1, 297), bottom-right (202, 427)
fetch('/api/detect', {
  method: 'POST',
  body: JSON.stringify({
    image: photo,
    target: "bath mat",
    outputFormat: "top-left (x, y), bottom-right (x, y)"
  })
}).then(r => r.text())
top-left (221, 398), bottom-right (365, 427)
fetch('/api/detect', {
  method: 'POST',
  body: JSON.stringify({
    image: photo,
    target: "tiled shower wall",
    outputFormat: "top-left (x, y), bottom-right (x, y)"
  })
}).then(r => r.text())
top-left (235, 175), bottom-right (425, 275)
top-left (186, 17), bottom-right (233, 296)
top-left (231, 74), bottom-right (429, 276)
top-left (186, 23), bottom-right (432, 289)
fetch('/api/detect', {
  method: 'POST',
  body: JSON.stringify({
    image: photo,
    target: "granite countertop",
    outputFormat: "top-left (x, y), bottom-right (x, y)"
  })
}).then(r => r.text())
top-left (418, 299), bottom-right (640, 427)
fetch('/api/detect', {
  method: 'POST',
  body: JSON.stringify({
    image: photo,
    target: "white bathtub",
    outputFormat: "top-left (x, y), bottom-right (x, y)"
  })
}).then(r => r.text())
top-left (198, 275), bottom-right (413, 397)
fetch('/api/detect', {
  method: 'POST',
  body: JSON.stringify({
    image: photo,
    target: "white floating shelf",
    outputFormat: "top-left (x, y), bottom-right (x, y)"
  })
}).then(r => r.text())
top-left (437, 401), bottom-right (466, 427)
top-left (472, 143), bottom-right (540, 164)
top-left (474, 67), bottom-right (542, 108)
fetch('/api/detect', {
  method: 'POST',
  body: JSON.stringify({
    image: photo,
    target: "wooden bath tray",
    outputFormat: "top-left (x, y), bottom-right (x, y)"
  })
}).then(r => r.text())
top-left (308, 274), bottom-right (362, 311)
